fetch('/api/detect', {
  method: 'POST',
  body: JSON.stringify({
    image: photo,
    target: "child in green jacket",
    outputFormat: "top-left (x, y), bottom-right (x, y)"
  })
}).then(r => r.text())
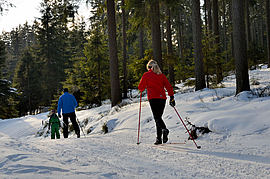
top-left (49, 109), bottom-right (61, 139)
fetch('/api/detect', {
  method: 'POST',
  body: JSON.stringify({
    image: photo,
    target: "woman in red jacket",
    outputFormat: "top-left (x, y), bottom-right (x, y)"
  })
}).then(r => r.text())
top-left (138, 60), bottom-right (175, 145)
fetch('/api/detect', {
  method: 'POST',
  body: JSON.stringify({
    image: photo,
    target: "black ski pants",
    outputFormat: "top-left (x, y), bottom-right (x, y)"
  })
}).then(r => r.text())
top-left (63, 112), bottom-right (80, 138)
top-left (149, 98), bottom-right (167, 139)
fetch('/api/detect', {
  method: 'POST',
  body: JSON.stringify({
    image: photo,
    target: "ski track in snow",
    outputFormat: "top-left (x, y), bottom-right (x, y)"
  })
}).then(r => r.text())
top-left (1, 67), bottom-right (270, 178)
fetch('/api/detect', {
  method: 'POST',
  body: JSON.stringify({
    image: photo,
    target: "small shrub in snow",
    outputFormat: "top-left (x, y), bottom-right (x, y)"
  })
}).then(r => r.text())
top-left (250, 78), bottom-right (260, 85)
top-left (252, 85), bottom-right (270, 97)
top-left (87, 127), bottom-right (93, 134)
top-left (209, 83), bottom-right (225, 89)
top-left (184, 79), bottom-right (195, 87)
top-left (102, 122), bottom-right (108, 134)
top-left (185, 117), bottom-right (212, 140)
top-left (35, 119), bottom-right (49, 137)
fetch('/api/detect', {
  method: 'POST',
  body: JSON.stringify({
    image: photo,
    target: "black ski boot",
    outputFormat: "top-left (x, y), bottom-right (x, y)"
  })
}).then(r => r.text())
top-left (154, 137), bottom-right (162, 145)
top-left (76, 131), bottom-right (80, 138)
top-left (162, 129), bottom-right (169, 143)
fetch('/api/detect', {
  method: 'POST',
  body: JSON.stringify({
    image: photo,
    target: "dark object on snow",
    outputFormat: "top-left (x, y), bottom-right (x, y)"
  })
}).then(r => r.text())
top-left (154, 137), bottom-right (162, 145)
top-left (102, 122), bottom-right (108, 134)
top-left (162, 129), bottom-right (169, 143)
top-left (186, 119), bottom-right (211, 140)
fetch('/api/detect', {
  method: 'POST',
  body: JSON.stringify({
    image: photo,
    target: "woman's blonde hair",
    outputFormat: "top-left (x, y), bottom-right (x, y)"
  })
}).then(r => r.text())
top-left (147, 60), bottom-right (162, 74)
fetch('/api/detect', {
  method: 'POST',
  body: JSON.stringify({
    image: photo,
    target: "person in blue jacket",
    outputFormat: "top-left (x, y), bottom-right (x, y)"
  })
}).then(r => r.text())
top-left (57, 88), bottom-right (80, 138)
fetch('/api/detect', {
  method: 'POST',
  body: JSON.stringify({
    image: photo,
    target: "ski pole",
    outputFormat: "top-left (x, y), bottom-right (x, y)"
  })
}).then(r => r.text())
top-left (137, 92), bottom-right (142, 145)
top-left (76, 116), bottom-right (86, 137)
top-left (173, 106), bottom-right (201, 149)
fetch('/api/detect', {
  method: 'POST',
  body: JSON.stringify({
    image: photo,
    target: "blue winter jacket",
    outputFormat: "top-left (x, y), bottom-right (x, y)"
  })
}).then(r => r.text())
top-left (57, 92), bottom-right (78, 115)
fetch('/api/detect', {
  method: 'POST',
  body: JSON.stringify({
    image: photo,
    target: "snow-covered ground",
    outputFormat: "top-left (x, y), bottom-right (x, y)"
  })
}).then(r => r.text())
top-left (1, 66), bottom-right (270, 179)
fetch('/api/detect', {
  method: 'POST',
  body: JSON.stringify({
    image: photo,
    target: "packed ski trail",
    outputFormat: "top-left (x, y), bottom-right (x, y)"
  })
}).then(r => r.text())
top-left (1, 67), bottom-right (270, 178)
top-left (1, 126), bottom-right (270, 179)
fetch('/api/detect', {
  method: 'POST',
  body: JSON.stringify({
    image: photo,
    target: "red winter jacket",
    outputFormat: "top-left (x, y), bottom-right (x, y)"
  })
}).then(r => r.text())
top-left (138, 69), bottom-right (174, 100)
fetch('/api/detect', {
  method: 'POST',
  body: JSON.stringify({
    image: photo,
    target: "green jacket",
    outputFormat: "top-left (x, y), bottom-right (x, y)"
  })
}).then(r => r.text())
top-left (49, 113), bottom-right (60, 128)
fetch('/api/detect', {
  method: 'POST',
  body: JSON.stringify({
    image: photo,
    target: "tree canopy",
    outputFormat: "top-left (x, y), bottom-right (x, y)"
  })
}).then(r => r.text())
top-left (0, 0), bottom-right (268, 118)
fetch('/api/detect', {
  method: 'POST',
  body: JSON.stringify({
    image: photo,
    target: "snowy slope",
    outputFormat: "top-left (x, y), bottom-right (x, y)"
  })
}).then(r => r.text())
top-left (0, 67), bottom-right (270, 179)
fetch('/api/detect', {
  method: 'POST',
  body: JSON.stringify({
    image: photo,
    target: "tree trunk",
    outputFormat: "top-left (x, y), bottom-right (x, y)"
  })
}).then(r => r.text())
top-left (204, 0), bottom-right (210, 88)
top-left (212, 0), bottom-right (223, 84)
top-left (222, 0), bottom-right (228, 62)
top-left (207, 0), bottom-right (212, 33)
top-left (266, 0), bottom-right (270, 67)
top-left (177, 12), bottom-right (183, 58)
top-left (212, 0), bottom-right (218, 34)
top-left (122, 0), bottom-right (127, 99)
top-left (192, 0), bottom-right (206, 91)
top-left (260, 17), bottom-right (264, 49)
top-left (139, 27), bottom-right (144, 59)
top-left (149, 0), bottom-right (162, 70)
top-left (107, 0), bottom-right (121, 107)
top-left (204, 0), bottom-right (208, 29)
top-left (98, 55), bottom-right (102, 106)
top-left (166, 7), bottom-right (175, 86)
top-left (244, 0), bottom-right (251, 50)
top-left (229, 0), bottom-right (234, 59)
top-left (232, 0), bottom-right (250, 94)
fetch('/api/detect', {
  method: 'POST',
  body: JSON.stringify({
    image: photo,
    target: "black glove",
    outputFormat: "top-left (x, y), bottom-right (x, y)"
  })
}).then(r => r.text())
top-left (58, 114), bottom-right (61, 118)
top-left (169, 96), bottom-right (175, 107)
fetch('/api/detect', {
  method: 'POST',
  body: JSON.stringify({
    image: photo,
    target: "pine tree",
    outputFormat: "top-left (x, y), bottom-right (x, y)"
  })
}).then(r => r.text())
top-left (149, 0), bottom-right (163, 69)
top-left (107, 0), bottom-right (122, 107)
top-left (13, 49), bottom-right (42, 115)
top-left (232, 0), bottom-right (250, 94)
top-left (36, 0), bottom-right (72, 105)
top-left (266, 0), bottom-right (270, 67)
top-left (0, 40), bottom-right (18, 119)
top-left (192, 0), bottom-right (206, 91)
top-left (121, 0), bottom-right (128, 99)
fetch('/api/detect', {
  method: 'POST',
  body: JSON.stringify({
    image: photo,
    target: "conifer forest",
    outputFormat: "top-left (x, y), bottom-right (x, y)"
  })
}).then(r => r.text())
top-left (0, 0), bottom-right (270, 119)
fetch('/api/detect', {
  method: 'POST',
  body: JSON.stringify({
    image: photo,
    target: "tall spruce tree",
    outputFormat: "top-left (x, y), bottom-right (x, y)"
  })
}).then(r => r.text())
top-left (192, 0), bottom-right (206, 90)
top-left (0, 40), bottom-right (18, 119)
top-left (266, 0), bottom-right (270, 67)
top-left (13, 49), bottom-right (41, 115)
top-left (212, 0), bottom-right (223, 84)
top-left (232, 0), bottom-right (250, 94)
top-left (36, 0), bottom-right (72, 105)
top-left (165, 5), bottom-right (175, 86)
top-left (122, 0), bottom-right (128, 98)
top-left (149, 0), bottom-right (163, 69)
top-left (107, 0), bottom-right (121, 107)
